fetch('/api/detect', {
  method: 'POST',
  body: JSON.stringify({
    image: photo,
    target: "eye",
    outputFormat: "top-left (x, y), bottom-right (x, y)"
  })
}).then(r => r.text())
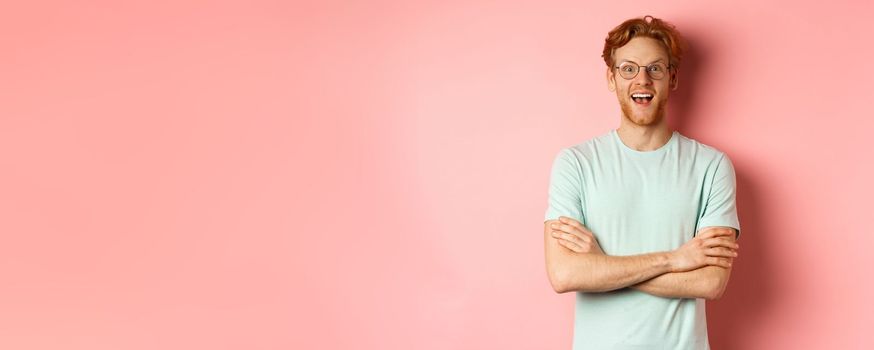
top-left (620, 65), bottom-right (635, 73)
top-left (648, 64), bottom-right (663, 72)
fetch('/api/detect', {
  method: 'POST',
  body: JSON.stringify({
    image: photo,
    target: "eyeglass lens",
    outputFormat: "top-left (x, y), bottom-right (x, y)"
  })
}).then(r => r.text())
top-left (617, 62), bottom-right (667, 80)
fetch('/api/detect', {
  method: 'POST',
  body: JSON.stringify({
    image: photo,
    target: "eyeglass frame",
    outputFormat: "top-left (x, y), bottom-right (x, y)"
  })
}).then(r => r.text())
top-left (612, 61), bottom-right (674, 80)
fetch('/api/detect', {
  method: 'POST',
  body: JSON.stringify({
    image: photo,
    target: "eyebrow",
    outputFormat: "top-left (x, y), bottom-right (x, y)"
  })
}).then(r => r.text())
top-left (619, 58), bottom-right (666, 65)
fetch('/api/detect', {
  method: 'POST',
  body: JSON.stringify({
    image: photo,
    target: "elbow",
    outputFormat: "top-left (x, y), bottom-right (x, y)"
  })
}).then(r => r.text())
top-left (548, 266), bottom-right (596, 294)
top-left (702, 288), bottom-right (723, 301)
top-left (702, 277), bottom-right (728, 301)
top-left (551, 282), bottom-right (570, 294)
top-left (547, 266), bottom-right (573, 294)
top-left (548, 270), bottom-right (569, 294)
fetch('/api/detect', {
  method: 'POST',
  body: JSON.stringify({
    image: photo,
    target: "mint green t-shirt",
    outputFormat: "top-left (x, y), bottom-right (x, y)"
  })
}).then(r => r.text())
top-left (544, 129), bottom-right (740, 350)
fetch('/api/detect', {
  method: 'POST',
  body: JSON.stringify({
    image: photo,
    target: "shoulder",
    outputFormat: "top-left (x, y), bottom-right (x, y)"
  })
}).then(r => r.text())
top-left (675, 133), bottom-right (738, 181)
top-left (557, 129), bottom-right (615, 163)
top-left (675, 132), bottom-right (733, 164)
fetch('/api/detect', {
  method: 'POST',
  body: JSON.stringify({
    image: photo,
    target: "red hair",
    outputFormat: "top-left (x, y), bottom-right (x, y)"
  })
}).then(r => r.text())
top-left (602, 15), bottom-right (687, 69)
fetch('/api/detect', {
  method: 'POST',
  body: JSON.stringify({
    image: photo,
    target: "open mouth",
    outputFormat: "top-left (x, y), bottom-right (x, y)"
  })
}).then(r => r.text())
top-left (631, 93), bottom-right (654, 105)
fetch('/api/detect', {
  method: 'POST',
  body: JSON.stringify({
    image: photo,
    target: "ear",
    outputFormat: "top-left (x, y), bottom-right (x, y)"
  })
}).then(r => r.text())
top-left (670, 67), bottom-right (679, 91)
top-left (607, 66), bottom-right (616, 92)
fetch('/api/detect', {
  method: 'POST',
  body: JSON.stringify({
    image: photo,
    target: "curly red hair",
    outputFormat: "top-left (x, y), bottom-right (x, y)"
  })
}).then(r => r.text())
top-left (602, 15), bottom-right (687, 69)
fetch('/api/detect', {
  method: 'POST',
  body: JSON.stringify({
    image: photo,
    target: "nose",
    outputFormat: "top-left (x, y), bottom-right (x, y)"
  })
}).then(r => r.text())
top-left (633, 68), bottom-right (653, 86)
top-left (634, 68), bottom-right (652, 85)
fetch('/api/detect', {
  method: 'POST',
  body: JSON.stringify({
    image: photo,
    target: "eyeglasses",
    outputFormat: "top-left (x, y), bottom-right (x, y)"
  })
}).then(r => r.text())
top-left (613, 61), bottom-right (672, 80)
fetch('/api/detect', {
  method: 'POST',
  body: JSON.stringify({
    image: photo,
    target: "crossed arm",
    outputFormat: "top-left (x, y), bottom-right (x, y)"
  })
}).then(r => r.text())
top-left (544, 216), bottom-right (738, 300)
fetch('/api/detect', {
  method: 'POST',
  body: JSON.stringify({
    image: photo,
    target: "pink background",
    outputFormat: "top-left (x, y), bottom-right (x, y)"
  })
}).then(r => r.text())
top-left (1, 0), bottom-right (871, 349)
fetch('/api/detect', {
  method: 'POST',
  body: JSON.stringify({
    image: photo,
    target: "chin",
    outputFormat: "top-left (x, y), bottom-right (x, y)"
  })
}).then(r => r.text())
top-left (632, 113), bottom-right (662, 126)
top-left (620, 107), bottom-right (663, 126)
top-left (620, 99), bottom-right (666, 126)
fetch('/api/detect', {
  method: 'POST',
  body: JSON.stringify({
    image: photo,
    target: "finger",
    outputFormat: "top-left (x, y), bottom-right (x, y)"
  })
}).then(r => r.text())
top-left (703, 237), bottom-right (739, 249)
top-left (697, 227), bottom-right (734, 239)
top-left (704, 247), bottom-right (738, 258)
top-left (551, 223), bottom-right (590, 238)
top-left (696, 228), bottom-right (719, 239)
top-left (558, 216), bottom-right (581, 225)
top-left (559, 216), bottom-right (584, 229)
top-left (553, 230), bottom-right (588, 247)
top-left (702, 237), bottom-right (737, 248)
top-left (706, 257), bottom-right (733, 268)
top-left (549, 222), bottom-right (570, 236)
top-left (558, 216), bottom-right (592, 234)
top-left (556, 237), bottom-right (583, 253)
top-left (566, 232), bottom-right (592, 246)
top-left (549, 221), bottom-right (572, 234)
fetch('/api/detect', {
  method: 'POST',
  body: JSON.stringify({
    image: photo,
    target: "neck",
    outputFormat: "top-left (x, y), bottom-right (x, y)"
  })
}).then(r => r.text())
top-left (615, 117), bottom-right (673, 151)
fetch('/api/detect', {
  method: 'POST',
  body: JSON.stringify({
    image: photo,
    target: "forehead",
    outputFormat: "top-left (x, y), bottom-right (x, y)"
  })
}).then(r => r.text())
top-left (614, 37), bottom-right (669, 63)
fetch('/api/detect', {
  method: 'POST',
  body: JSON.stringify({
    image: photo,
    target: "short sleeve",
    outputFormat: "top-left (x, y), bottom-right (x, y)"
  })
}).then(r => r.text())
top-left (544, 148), bottom-right (585, 224)
top-left (696, 153), bottom-right (741, 239)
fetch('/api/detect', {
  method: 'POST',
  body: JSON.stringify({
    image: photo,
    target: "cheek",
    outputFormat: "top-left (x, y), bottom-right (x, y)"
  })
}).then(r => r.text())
top-left (615, 90), bottom-right (628, 102)
top-left (655, 84), bottom-right (671, 100)
top-left (615, 84), bottom-right (630, 97)
top-left (658, 89), bottom-right (671, 101)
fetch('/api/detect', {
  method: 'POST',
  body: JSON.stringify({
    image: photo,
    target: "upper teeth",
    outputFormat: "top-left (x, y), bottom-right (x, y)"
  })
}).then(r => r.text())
top-left (632, 93), bottom-right (652, 98)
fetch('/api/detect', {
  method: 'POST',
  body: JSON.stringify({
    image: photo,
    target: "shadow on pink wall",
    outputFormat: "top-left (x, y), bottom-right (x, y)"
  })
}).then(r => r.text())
top-left (707, 171), bottom-right (774, 348)
top-left (671, 33), bottom-right (776, 349)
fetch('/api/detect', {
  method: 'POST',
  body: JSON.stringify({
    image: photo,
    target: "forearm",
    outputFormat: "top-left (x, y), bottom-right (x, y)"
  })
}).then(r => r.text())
top-left (551, 251), bottom-right (674, 293)
top-left (630, 265), bottom-right (731, 300)
top-left (545, 219), bottom-right (736, 295)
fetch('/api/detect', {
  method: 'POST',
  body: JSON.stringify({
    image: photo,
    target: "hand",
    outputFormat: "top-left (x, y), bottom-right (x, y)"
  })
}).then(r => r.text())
top-left (669, 227), bottom-right (738, 272)
top-left (549, 216), bottom-right (604, 254)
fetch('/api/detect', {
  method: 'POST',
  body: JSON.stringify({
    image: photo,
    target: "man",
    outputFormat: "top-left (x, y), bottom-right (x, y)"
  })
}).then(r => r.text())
top-left (543, 15), bottom-right (741, 349)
